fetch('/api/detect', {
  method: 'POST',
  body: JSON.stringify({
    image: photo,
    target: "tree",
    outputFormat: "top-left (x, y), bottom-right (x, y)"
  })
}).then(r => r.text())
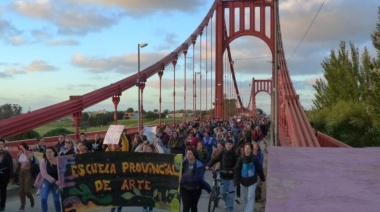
top-left (0, 103), bottom-right (22, 119)
top-left (312, 41), bottom-right (365, 109)
top-left (371, 7), bottom-right (380, 57)
top-left (368, 7), bottom-right (380, 126)
top-left (144, 111), bottom-right (159, 120)
top-left (309, 8), bottom-right (380, 147)
top-left (126, 108), bottom-right (134, 113)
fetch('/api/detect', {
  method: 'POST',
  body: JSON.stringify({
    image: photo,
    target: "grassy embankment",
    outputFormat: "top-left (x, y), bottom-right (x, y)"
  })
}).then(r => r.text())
top-left (34, 117), bottom-right (185, 136)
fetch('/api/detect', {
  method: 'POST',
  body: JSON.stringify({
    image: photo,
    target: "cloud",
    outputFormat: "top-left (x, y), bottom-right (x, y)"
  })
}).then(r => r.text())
top-left (24, 60), bottom-right (58, 72)
top-left (0, 17), bottom-right (22, 44)
top-left (71, 0), bottom-right (206, 16)
top-left (11, 0), bottom-right (124, 35)
top-left (10, 35), bottom-right (24, 45)
top-left (0, 72), bottom-right (12, 78)
top-left (47, 39), bottom-right (79, 46)
top-left (71, 52), bottom-right (165, 74)
top-left (71, 53), bottom-right (133, 73)
top-left (31, 28), bottom-right (52, 41)
top-left (0, 67), bottom-right (25, 78)
top-left (63, 83), bottom-right (96, 91)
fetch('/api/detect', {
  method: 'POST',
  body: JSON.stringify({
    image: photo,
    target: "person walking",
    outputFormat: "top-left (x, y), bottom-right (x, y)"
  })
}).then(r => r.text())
top-left (0, 138), bottom-right (14, 212)
top-left (39, 147), bottom-right (61, 212)
top-left (252, 142), bottom-right (264, 201)
top-left (206, 139), bottom-right (238, 212)
top-left (16, 142), bottom-right (36, 212)
top-left (180, 147), bottom-right (205, 212)
top-left (234, 142), bottom-right (265, 212)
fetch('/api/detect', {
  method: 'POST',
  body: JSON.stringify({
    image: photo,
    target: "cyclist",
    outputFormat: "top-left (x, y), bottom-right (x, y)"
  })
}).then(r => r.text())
top-left (206, 139), bottom-right (238, 212)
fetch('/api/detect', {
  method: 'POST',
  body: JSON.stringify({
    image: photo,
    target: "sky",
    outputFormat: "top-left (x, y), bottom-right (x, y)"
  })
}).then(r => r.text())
top-left (0, 0), bottom-right (378, 116)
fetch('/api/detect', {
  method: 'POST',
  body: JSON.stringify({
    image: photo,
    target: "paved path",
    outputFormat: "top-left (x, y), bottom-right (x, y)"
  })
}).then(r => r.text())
top-left (5, 139), bottom-right (269, 212)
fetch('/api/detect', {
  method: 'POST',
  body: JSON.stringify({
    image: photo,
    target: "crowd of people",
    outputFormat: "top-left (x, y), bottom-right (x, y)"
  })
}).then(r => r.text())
top-left (0, 115), bottom-right (269, 212)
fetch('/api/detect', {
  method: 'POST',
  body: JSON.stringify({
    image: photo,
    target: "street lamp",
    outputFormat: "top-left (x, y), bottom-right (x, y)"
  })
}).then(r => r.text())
top-left (137, 43), bottom-right (148, 134)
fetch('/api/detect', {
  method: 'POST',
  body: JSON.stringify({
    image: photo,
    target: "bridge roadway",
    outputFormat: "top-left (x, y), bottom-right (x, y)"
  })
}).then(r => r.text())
top-left (5, 141), bottom-right (269, 212)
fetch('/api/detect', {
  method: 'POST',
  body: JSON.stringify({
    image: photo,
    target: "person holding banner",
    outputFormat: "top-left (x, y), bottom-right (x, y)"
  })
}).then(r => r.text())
top-left (39, 147), bottom-right (61, 212)
top-left (141, 143), bottom-right (157, 212)
top-left (76, 141), bottom-right (89, 155)
top-left (59, 139), bottom-right (75, 156)
top-left (180, 147), bottom-right (205, 212)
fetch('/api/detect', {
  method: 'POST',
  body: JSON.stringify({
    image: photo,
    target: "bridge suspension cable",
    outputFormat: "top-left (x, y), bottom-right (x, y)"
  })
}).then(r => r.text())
top-left (287, 0), bottom-right (326, 61)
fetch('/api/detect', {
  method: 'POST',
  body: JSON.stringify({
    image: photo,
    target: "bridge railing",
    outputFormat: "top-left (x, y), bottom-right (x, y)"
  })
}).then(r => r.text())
top-left (316, 132), bottom-right (351, 147)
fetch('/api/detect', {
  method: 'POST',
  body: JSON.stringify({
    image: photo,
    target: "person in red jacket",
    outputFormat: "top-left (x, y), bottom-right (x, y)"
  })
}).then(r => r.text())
top-left (251, 126), bottom-right (263, 143)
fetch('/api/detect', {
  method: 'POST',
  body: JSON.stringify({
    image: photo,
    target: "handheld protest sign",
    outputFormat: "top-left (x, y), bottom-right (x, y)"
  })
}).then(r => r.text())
top-left (103, 125), bottom-right (124, 145)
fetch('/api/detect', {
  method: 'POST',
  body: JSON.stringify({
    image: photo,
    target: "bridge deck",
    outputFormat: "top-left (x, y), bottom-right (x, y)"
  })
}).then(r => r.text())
top-left (266, 147), bottom-right (380, 212)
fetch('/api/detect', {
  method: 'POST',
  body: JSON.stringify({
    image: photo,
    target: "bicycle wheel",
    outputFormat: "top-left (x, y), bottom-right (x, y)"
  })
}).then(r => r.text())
top-left (214, 185), bottom-right (220, 207)
top-left (208, 187), bottom-right (218, 212)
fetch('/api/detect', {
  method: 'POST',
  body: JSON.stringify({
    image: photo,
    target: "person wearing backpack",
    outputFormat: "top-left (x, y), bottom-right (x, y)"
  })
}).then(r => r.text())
top-left (234, 142), bottom-right (265, 212)
top-left (206, 139), bottom-right (238, 212)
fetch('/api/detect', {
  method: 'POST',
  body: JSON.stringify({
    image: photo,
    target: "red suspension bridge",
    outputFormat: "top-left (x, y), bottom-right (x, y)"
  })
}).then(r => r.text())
top-left (0, 0), bottom-right (346, 148)
top-left (1, 1), bottom-right (379, 211)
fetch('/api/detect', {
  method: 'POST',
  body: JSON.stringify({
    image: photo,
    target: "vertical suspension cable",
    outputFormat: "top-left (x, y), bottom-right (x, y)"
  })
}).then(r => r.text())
top-left (192, 40), bottom-right (196, 121)
top-left (229, 64), bottom-right (232, 118)
top-left (224, 53), bottom-right (227, 119)
top-left (199, 31), bottom-right (202, 120)
top-left (210, 16), bottom-right (213, 118)
top-left (206, 24), bottom-right (208, 118)
top-left (183, 51), bottom-right (187, 123)
top-left (173, 60), bottom-right (177, 124)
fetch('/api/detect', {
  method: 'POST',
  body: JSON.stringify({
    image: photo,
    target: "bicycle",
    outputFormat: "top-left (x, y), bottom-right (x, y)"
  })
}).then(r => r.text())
top-left (207, 169), bottom-right (234, 212)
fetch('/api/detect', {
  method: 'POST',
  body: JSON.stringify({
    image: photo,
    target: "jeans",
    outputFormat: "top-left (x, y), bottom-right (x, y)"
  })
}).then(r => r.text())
top-left (40, 179), bottom-right (61, 212)
top-left (241, 182), bottom-right (257, 212)
top-left (221, 179), bottom-right (234, 211)
top-left (143, 206), bottom-right (153, 212)
top-left (111, 206), bottom-right (122, 212)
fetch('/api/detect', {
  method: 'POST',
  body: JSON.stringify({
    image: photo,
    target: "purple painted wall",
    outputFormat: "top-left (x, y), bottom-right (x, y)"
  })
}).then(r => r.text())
top-left (266, 147), bottom-right (380, 212)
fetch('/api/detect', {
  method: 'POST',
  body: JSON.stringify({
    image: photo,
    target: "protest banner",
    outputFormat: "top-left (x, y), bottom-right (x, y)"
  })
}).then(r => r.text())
top-left (58, 152), bottom-right (182, 212)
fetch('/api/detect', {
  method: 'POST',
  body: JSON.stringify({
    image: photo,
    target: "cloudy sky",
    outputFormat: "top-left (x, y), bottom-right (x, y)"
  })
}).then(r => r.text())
top-left (0, 0), bottom-right (378, 115)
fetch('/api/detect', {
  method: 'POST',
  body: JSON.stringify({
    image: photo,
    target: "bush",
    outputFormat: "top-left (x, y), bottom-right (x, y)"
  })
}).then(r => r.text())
top-left (43, 128), bottom-right (74, 137)
top-left (8, 130), bottom-right (40, 141)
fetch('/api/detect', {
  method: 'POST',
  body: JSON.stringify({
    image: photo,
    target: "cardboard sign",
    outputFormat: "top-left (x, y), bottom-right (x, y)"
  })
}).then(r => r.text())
top-left (103, 125), bottom-right (125, 145)
top-left (58, 152), bottom-right (182, 212)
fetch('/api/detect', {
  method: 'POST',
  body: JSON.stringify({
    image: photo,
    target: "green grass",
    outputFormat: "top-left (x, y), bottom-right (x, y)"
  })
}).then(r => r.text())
top-left (34, 117), bottom-right (187, 136)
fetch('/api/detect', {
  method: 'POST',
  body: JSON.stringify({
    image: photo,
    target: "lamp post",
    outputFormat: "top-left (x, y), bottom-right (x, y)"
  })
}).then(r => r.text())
top-left (137, 43), bottom-right (148, 135)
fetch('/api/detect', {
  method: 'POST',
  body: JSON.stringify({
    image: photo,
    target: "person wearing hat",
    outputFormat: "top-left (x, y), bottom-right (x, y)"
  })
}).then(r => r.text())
top-left (206, 139), bottom-right (238, 212)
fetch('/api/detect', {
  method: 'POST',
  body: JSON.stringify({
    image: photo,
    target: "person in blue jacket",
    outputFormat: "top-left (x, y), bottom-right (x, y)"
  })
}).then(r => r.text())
top-left (180, 147), bottom-right (208, 212)
top-left (234, 142), bottom-right (265, 212)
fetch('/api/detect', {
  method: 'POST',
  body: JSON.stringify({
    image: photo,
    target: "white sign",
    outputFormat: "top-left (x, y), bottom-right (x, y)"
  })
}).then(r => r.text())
top-left (103, 125), bottom-right (125, 145)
